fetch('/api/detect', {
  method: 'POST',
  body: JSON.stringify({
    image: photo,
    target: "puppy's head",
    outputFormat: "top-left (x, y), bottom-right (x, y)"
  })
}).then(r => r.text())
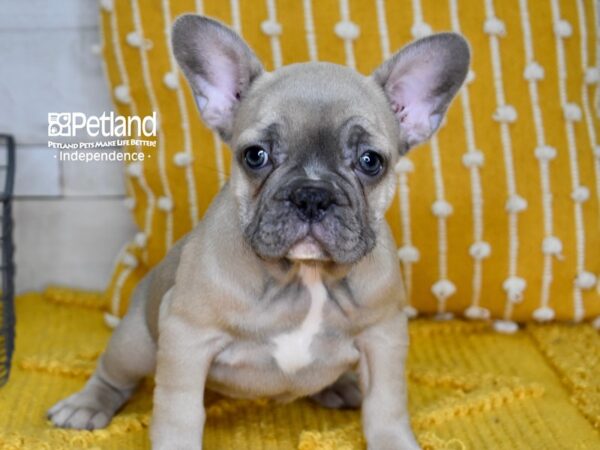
top-left (172, 15), bottom-right (469, 265)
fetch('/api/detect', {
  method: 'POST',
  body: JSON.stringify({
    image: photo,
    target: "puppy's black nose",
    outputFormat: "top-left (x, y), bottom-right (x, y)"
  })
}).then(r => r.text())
top-left (290, 186), bottom-right (334, 222)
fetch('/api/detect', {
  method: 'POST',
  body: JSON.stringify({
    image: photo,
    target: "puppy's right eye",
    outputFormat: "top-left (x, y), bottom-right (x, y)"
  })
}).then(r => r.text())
top-left (357, 150), bottom-right (383, 176)
top-left (243, 146), bottom-right (270, 170)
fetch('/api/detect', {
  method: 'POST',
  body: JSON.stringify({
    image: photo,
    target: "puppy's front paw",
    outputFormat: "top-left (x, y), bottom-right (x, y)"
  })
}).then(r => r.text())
top-left (47, 375), bottom-right (132, 430)
top-left (310, 372), bottom-right (362, 409)
top-left (366, 427), bottom-right (421, 450)
top-left (151, 422), bottom-right (204, 450)
top-left (48, 398), bottom-right (110, 430)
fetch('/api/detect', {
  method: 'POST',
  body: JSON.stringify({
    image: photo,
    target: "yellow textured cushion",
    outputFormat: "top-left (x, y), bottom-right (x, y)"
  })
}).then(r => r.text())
top-left (1, 289), bottom-right (599, 448)
top-left (101, 0), bottom-right (600, 324)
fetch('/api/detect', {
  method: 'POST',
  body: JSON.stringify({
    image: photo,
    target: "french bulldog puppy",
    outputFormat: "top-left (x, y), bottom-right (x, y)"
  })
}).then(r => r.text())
top-left (48, 15), bottom-right (469, 450)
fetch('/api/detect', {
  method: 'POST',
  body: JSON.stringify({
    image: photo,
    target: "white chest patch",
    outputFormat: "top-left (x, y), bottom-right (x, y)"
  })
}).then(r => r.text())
top-left (272, 265), bottom-right (327, 374)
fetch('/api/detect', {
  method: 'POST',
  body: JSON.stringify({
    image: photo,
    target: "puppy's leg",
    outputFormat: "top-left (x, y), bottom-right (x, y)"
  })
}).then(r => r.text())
top-left (151, 309), bottom-right (229, 450)
top-left (357, 312), bottom-right (420, 450)
top-left (48, 279), bottom-right (156, 430)
top-left (310, 371), bottom-right (362, 409)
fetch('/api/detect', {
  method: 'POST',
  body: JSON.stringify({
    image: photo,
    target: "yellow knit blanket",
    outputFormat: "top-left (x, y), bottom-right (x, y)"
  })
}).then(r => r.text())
top-left (0, 289), bottom-right (598, 449)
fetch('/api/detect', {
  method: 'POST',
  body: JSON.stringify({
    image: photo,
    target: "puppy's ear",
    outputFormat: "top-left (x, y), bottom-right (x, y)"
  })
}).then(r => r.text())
top-left (372, 33), bottom-right (469, 152)
top-left (172, 15), bottom-right (263, 140)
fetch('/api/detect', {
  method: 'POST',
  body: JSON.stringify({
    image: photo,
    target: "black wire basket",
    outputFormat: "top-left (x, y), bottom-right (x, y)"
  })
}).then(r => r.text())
top-left (0, 134), bottom-right (15, 387)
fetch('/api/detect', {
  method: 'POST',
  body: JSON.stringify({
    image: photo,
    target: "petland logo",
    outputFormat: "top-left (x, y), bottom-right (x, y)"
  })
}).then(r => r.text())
top-left (48, 112), bottom-right (157, 162)
top-left (48, 111), bottom-right (157, 138)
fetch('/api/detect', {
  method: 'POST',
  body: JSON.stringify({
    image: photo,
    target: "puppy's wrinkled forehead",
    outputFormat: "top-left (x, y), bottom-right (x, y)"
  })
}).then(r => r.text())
top-left (233, 63), bottom-right (400, 159)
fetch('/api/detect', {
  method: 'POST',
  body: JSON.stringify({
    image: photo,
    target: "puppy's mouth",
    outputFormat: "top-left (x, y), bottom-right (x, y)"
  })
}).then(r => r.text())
top-left (245, 185), bottom-right (376, 265)
top-left (286, 235), bottom-right (330, 261)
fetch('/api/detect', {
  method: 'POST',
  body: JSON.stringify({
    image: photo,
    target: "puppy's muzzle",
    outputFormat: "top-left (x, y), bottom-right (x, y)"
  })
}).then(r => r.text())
top-left (289, 181), bottom-right (334, 222)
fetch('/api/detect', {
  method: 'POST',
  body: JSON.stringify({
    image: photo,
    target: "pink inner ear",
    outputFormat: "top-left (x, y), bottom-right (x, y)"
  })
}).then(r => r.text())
top-left (387, 75), bottom-right (437, 146)
top-left (192, 53), bottom-right (239, 129)
top-left (209, 51), bottom-right (241, 98)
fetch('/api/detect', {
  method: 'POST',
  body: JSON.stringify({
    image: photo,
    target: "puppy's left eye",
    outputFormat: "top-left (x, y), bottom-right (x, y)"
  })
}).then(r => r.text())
top-left (243, 146), bottom-right (270, 170)
top-left (357, 151), bottom-right (383, 176)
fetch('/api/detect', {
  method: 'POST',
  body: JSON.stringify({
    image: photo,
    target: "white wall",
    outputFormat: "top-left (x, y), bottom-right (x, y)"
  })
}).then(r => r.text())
top-left (0, 0), bottom-right (137, 293)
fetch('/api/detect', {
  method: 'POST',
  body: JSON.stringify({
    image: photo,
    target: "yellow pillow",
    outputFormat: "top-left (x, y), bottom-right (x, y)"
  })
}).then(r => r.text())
top-left (100, 0), bottom-right (599, 328)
